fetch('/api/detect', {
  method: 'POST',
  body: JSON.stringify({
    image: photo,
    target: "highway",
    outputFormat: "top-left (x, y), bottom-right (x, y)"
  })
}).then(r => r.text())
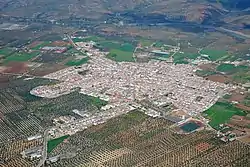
top-left (37, 129), bottom-right (50, 167)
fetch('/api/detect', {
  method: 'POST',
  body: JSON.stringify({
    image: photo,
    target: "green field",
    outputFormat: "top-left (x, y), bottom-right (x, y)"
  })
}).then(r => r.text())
top-left (232, 71), bottom-right (250, 84)
top-left (65, 57), bottom-right (89, 66)
top-left (200, 49), bottom-right (228, 61)
top-left (3, 51), bottom-right (39, 63)
top-left (119, 43), bottom-right (135, 52)
top-left (0, 48), bottom-right (12, 57)
top-left (97, 41), bottom-right (121, 50)
top-left (73, 36), bottom-right (104, 43)
top-left (173, 52), bottom-right (199, 64)
top-left (204, 102), bottom-right (247, 129)
top-left (47, 135), bottom-right (69, 153)
top-left (216, 63), bottom-right (236, 73)
top-left (152, 42), bottom-right (164, 48)
top-left (140, 39), bottom-right (154, 47)
top-left (107, 49), bottom-right (134, 62)
top-left (87, 96), bottom-right (108, 109)
top-left (195, 70), bottom-right (217, 77)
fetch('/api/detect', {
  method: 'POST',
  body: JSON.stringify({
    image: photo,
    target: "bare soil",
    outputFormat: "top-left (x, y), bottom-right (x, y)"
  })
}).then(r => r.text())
top-left (206, 74), bottom-right (230, 83)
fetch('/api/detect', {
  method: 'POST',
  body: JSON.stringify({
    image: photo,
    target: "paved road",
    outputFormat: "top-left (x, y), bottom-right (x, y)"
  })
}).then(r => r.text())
top-left (37, 129), bottom-right (50, 167)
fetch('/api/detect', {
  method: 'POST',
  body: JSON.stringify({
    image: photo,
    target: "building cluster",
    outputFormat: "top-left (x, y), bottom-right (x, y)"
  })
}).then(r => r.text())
top-left (21, 147), bottom-right (42, 160)
top-left (30, 41), bottom-right (234, 137)
top-left (217, 129), bottom-right (237, 142)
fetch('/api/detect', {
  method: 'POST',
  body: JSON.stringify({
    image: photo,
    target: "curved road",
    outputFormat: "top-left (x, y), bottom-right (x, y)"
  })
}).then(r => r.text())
top-left (37, 129), bottom-right (50, 167)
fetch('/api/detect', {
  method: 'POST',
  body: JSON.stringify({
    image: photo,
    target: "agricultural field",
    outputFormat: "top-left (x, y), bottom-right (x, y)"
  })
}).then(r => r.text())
top-left (139, 39), bottom-right (154, 47)
top-left (173, 52), bottom-right (200, 64)
top-left (200, 49), bottom-right (228, 61)
top-left (0, 47), bottom-right (13, 57)
top-left (0, 139), bottom-right (42, 167)
top-left (195, 69), bottom-right (217, 77)
top-left (73, 35), bottom-right (136, 62)
top-left (3, 51), bottom-right (39, 64)
top-left (34, 53), bottom-right (67, 64)
top-left (232, 72), bottom-right (250, 84)
top-left (30, 41), bottom-right (51, 50)
top-left (46, 111), bottom-right (250, 167)
top-left (65, 57), bottom-right (89, 66)
top-left (0, 76), bottom-right (107, 142)
top-left (72, 36), bottom-right (104, 43)
top-left (216, 63), bottom-right (248, 74)
top-left (203, 101), bottom-right (247, 129)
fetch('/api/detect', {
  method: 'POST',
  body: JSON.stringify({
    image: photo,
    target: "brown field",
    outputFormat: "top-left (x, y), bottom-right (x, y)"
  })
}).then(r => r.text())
top-left (239, 135), bottom-right (250, 144)
top-left (236, 103), bottom-right (250, 112)
top-left (229, 93), bottom-right (246, 102)
top-left (2, 62), bottom-right (28, 74)
top-left (206, 74), bottom-right (230, 83)
top-left (51, 41), bottom-right (70, 47)
top-left (229, 115), bottom-right (250, 128)
top-left (198, 63), bottom-right (216, 71)
top-left (27, 41), bottom-right (43, 48)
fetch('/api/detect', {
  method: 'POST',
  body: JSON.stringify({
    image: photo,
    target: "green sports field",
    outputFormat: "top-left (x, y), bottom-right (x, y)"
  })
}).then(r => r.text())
top-left (47, 135), bottom-right (69, 153)
top-left (203, 102), bottom-right (247, 129)
top-left (107, 49), bottom-right (135, 62)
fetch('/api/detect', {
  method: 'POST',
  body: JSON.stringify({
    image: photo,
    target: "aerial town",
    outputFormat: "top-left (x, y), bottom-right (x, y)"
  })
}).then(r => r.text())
top-left (30, 41), bottom-right (234, 137)
top-left (1, 1), bottom-right (250, 166)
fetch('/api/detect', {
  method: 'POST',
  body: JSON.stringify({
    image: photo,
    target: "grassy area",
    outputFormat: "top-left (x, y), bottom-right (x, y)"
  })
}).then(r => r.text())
top-left (173, 52), bottom-right (199, 64)
top-left (232, 71), bottom-right (250, 84)
top-left (65, 57), bottom-right (89, 66)
top-left (96, 41), bottom-right (135, 52)
top-left (200, 49), bottom-right (228, 61)
top-left (47, 135), bottom-right (69, 153)
top-left (174, 52), bottom-right (199, 60)
top-left (3, 51), bottom-right (39, 63)
top-left (203, 102), bottom-right (247, 129)
top-left (216, 63), bottom-right (236, 73)
top-left (120, 43), bottom-right (135, 52)
top-left (107, 49), bottom-right (134, 62)
top-left (73, 36), bottom-right (104, 43)
top-left (0, 48), bottom-right (12, 57)
top-left (152, 42), bottom-right (164, 48)
top-left (195, 70), bottom-right (217, 77)
top-left (87, 96), bottom-right (108, 109)
top-left (140, 39), bottom-right (154, 47)
top-left (97, 41), bottom-right (121, 50)
top-left (216, 64), bottom-right (249, 82)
